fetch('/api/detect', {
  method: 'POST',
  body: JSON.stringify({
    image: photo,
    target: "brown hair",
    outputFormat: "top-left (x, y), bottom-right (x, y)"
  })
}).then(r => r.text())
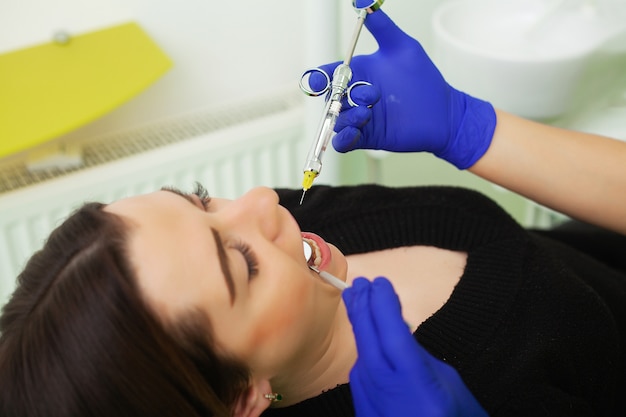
top-left (0, 202), bottom-right (250, 417)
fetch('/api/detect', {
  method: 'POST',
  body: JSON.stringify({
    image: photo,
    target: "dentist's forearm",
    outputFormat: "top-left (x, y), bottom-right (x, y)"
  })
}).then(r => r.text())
top-left (469, 109), bottom-right (626, 235)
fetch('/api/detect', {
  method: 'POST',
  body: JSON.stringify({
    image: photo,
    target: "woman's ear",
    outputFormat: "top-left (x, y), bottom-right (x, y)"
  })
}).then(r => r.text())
top-left (233, 378), bottom-right (273, 417)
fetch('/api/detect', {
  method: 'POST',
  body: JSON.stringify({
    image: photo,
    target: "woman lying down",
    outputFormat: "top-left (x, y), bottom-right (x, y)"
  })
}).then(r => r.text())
top-left (1, 183), bottom-right (624, 416)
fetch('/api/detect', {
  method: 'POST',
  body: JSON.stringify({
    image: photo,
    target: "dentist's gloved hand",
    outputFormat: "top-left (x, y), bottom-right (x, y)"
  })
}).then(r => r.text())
top-left (313, 10), bottom-right (496, 169)
top-left (342, 277), bottom-right (489, 417)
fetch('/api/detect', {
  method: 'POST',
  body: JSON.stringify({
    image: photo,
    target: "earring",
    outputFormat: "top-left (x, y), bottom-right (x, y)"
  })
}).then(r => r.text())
top-left (264, 393), bottom-right (283, 403)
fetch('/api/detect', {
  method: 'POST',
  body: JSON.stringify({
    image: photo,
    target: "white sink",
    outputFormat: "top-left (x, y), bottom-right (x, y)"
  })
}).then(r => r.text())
top-left (432, 0), bottom-right (626, 120)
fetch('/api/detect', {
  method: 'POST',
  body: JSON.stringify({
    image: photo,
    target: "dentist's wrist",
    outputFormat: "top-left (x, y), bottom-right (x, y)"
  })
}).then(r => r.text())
top-left (437, 92), bottom-right (497, 169)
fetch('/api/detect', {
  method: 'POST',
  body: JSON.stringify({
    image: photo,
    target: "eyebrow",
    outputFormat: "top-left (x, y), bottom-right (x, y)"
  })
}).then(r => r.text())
top-left (211, 229), bottom-right (236, 305)
top-left (160, 186), bottom-right (236, 304)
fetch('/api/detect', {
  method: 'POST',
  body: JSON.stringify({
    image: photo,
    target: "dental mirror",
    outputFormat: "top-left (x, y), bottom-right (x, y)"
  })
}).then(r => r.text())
top-left (302, 240), bottom-right (313, 263)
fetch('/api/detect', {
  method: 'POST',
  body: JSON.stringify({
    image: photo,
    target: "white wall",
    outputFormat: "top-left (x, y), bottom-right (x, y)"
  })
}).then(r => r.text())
top-left (54, 0), bottom-right (307, 141)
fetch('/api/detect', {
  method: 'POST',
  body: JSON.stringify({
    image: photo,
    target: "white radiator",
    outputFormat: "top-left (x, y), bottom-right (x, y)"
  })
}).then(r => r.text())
top-left (0, 92), bottom-right (314, 305)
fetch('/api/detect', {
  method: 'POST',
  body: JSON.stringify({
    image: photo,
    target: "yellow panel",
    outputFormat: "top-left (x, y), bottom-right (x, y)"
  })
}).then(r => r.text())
top-left (0, 22), bottom-right (172, 158)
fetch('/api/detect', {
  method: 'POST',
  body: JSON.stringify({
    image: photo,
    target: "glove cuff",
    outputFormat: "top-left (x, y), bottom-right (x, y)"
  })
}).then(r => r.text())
top-left (439, 92), bottom-right (496, 170)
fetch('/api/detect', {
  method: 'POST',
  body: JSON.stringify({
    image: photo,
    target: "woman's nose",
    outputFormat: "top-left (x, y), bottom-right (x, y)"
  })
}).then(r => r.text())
top-left (225, 187), bottom-right (281, 239)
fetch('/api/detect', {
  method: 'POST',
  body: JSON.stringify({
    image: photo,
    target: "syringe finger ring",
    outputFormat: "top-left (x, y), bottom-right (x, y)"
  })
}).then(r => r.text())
top-left (346, 81), bottom-right (373, 107)
top-left (299, 68), bottom-right (331, 97)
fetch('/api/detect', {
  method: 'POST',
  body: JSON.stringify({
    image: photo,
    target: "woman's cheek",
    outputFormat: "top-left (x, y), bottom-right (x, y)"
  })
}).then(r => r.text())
top-left (246, 287), bottom-right (310, 356)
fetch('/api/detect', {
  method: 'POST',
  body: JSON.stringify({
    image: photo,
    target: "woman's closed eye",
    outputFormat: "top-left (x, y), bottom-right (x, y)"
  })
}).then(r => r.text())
top-left (192, 182), bottom-right (212, 210)
top-left (232, 240), bottom-right (259, 280)
top-left (161, 183), bottom-right (257, 280)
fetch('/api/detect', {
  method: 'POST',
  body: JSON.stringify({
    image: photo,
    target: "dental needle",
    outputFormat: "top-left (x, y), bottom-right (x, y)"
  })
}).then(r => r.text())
top-left (309, 265), bottom-right (349, 291)
top-left (300, 188), bottom-right (308, 205)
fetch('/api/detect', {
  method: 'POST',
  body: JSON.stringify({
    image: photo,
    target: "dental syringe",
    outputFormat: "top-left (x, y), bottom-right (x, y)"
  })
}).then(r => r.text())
top-left (299, 0), bottom-right (385, 205)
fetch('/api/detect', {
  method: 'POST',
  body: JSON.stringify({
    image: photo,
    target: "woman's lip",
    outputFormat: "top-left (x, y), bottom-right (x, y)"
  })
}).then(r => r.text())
top-left (300, 232), bottom-right (331, 270)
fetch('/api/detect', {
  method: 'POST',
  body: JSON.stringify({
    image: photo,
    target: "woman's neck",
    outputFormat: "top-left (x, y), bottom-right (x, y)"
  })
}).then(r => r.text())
top-left (269, 246), bottom-right (466, 407)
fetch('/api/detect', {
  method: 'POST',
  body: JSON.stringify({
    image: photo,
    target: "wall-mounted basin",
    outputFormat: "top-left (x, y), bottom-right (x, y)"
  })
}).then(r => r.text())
top-left (432, 0), bottom-right (626, 120)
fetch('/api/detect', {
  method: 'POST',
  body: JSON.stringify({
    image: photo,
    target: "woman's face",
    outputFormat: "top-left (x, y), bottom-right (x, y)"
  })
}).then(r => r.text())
top-left (104, 186), bottom-right (347, 377)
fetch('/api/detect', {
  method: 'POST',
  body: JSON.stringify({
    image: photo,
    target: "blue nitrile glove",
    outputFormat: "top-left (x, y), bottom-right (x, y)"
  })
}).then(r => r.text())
top-left (313, 10), bottom-right (496, 169)
top-left (342, 277), bottom-right (489, 417)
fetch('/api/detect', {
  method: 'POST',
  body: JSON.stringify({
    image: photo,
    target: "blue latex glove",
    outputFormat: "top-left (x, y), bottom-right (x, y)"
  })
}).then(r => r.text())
top-left (313, 10), bottom-right (496, 169)
top-left (342, 277), bottom-right (489, 417)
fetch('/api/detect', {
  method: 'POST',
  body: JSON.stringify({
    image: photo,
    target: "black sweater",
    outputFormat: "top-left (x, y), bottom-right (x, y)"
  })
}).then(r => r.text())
top-left (263, 184), bottom-right (625, 417)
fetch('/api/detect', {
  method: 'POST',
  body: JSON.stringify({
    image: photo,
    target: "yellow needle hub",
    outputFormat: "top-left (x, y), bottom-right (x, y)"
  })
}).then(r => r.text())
top-left (300, 170), bottom-right (318, 205)
top-left (301, 170), bottom-right (317, 192)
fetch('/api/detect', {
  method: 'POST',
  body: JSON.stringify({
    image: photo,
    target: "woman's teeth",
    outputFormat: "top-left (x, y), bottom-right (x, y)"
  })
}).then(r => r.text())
top-left (303, 238), bottom-right (322, 267)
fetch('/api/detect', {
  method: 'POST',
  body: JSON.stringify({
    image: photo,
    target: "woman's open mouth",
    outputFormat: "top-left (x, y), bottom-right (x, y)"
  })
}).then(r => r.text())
top-left (301, 232), bottom-right (331, 270)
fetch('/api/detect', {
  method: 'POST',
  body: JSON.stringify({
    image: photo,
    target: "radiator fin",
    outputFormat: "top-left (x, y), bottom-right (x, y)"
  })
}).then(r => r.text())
top-left (0, 92), bottom-right (303, 194)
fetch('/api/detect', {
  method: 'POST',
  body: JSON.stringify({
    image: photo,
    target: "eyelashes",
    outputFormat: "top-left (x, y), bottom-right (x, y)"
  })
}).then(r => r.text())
top-left (192, 182), bottom-right (211, 210)
top-left (232, 240), bottom-right (259, 280)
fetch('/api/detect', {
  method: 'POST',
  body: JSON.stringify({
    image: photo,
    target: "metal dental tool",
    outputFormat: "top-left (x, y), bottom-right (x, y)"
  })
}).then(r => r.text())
top-left (302, 240), bottom-right (348, 291)
top-left (310, 265), bottom-right (349, 291)
top-left (298, 0), bottom-right (385, 205)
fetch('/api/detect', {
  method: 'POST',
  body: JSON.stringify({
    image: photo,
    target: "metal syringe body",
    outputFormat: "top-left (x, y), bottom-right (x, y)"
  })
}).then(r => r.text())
top-left (301, 64), bottom-right (352, 188)
top-left (300, 8), bottom-right (369, 204)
